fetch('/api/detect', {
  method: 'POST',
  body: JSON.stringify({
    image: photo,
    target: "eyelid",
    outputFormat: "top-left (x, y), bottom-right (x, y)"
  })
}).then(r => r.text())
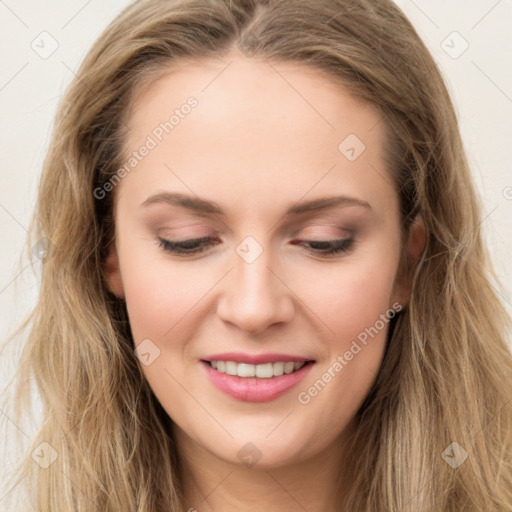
top-left (300, 226), bottom-right (352, 238)
top-left (157, 234), bottom-right (355, 258)
top-left (156, 222), bottom-right (355, 246)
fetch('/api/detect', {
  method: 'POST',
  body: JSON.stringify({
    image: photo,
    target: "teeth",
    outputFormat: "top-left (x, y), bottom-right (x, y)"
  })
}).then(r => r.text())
top-left (209, 360), bottom-right (307, 378)
top-left (225, 361), bottom-right (238, 376)
top-left (284, 362), bottom-right (295, 374)
top-left (256, 363), bottom-right (273, 378)
top-left (273, 362), bottom-right (284, 376)
top-left (237, 363), bottom-right (256, 377)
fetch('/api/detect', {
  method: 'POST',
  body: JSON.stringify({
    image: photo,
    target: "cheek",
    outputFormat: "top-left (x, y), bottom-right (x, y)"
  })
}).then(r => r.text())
top-left (119, 242), bottom-right (216, 343)
top-left (297, 241), bottom-right (400, 344)
top-left (293, 244), bottom-right (400, 433)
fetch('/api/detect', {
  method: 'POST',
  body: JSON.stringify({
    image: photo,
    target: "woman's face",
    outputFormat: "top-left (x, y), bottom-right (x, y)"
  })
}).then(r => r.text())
top-left (106, 54), bottom-right (414, 468)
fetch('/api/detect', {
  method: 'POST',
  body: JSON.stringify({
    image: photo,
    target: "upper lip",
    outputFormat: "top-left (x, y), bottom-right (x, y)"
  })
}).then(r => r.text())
top-left (202, 352), bottom-right (315, 365)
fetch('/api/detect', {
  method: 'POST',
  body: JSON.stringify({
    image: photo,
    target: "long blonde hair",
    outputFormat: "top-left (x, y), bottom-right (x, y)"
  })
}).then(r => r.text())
top-left (2, 0), bottom-right (512, 510)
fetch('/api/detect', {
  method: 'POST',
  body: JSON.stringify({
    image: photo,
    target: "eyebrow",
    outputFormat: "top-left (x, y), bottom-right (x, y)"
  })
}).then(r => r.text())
top-left (140, 192), bottom-right (372, 216)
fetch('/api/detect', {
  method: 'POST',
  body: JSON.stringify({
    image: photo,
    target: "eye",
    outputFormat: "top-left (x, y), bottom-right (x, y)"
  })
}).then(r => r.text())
top-left (296, 238), bottom-right (354, 256)
top-left (158, 236), bottom-right (216, 255)
top-left (157, 236), bottom-right (354, 257)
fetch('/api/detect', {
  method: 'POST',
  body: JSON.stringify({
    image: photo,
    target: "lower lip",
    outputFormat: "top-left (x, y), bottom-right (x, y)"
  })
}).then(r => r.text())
top-left (201, 361), bottom-right (314, 402)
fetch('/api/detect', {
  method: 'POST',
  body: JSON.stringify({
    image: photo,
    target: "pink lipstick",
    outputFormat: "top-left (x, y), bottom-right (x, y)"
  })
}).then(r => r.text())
top-left (200, 352), bottom-right (315, 402)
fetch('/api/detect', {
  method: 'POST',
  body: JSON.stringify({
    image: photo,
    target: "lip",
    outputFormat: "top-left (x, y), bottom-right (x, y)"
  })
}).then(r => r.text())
top-left (202, 352), bottom-right (313, 365)
top-left (201, 360), bottom-right (315, 402)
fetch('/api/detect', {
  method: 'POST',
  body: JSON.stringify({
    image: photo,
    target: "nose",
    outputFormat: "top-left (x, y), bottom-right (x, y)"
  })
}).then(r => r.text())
top-left (216, 242), bottom-right (295, 334)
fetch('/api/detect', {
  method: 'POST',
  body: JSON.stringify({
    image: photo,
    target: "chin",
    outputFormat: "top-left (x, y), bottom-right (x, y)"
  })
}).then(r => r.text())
top-left (205, 433), bottom-right (315, 470)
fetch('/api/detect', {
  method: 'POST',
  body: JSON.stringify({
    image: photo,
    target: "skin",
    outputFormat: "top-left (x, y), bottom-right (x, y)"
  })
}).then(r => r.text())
top-left (105, 52), bottom-right (425, 511)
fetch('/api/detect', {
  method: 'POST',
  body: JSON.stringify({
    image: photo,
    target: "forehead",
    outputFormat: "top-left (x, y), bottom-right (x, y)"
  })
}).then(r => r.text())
top-left (117, 54), bottom-right (396, 220)
top-left (125, 55), bottom-right (383, 146)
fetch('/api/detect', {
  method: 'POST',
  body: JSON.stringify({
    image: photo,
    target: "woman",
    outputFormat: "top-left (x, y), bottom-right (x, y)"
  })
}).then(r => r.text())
top-left (2, 0), bottom-right (512, 510)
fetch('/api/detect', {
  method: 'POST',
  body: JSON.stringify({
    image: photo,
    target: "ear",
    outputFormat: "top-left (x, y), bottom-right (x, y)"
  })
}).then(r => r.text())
top-left (392, 214), bottom-right (426, 307)
top-left (407, 214), bottom-right (426, 268)
top-left (104, 242), bottom-right (125, 299)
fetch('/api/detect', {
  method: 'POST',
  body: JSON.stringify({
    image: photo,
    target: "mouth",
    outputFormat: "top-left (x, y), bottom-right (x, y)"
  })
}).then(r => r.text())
top-left (200, 359), bottom-right (316, 402)
top-left (204, 360), bottom-right (314, 378)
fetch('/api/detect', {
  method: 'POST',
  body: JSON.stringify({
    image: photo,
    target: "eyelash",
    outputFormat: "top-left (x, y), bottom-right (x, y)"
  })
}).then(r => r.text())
top-left (157, 236), bottom-right (354, 258)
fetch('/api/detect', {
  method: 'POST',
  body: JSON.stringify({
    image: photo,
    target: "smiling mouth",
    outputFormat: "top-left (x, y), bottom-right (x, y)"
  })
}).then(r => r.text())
top-left (204, 360), bottom-right (315, 378)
